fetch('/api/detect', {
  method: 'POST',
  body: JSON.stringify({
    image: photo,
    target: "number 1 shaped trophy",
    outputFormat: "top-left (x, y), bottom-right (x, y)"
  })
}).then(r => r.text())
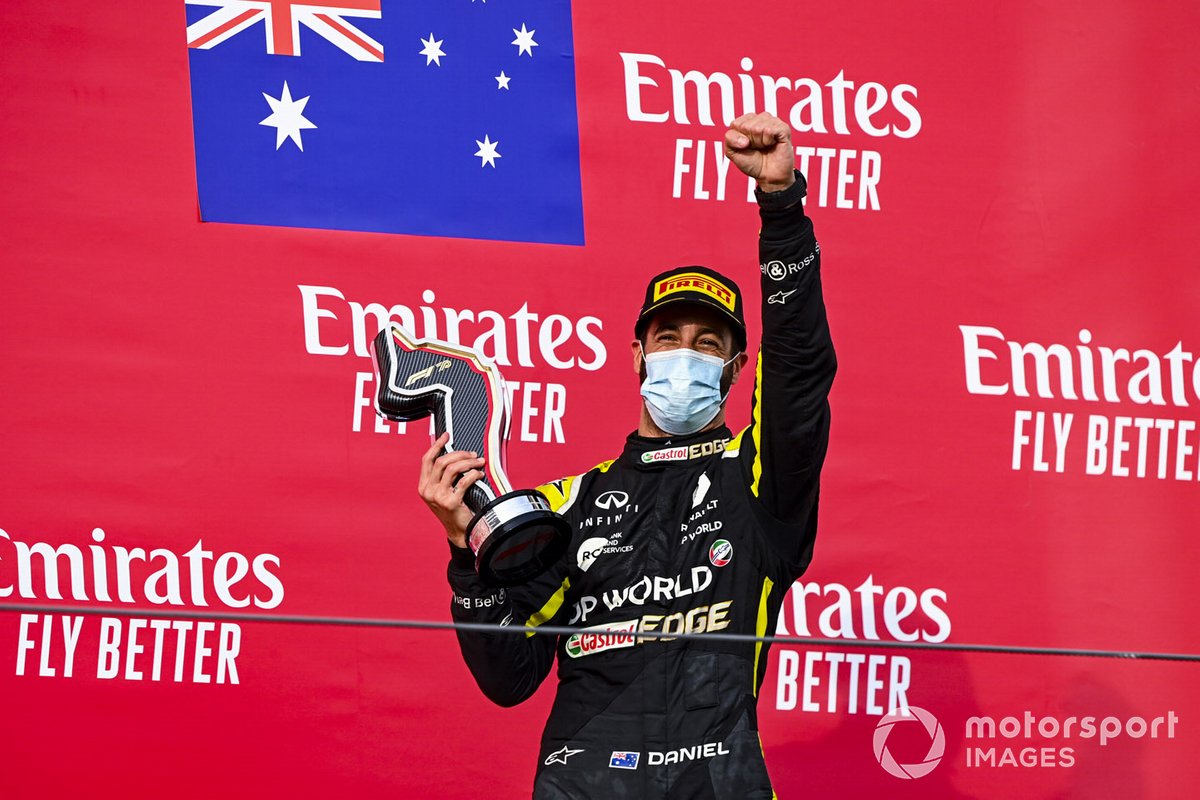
top-left (371, 323), bottom-right (571, 587)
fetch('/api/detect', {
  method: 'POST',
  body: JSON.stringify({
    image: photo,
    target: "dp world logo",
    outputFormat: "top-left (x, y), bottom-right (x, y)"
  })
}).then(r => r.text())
top-left (873, 706), bottom-right (945, 779)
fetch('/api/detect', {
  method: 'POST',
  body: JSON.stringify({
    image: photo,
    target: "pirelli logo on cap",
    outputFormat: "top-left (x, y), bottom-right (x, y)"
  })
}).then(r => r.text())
top-left (652, 273), bottom-right (737, 311)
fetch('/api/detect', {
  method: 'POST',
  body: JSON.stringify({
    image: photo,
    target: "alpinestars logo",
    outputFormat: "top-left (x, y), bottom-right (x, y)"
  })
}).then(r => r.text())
top-left (544, 745), bottom-right (584, 766)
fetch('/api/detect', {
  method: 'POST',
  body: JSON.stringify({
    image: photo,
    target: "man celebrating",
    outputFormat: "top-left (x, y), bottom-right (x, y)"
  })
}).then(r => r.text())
top-left (419, 112), bottom-right (835, 799)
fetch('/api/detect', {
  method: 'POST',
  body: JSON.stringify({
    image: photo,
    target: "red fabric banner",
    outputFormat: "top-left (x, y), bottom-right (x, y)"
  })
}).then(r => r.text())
top-left (1, 1), bottom-right (1197, 796)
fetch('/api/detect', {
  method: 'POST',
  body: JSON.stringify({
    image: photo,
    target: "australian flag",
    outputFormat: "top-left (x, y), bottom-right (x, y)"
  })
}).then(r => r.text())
top-left (609, 751), bottom-right (640, 770)
top-left (185, 1), bottom-right (585, 245)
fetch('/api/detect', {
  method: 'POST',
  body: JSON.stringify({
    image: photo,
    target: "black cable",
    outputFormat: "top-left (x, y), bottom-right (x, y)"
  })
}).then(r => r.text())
top-left (1, 602), bottom-right (1197, 662)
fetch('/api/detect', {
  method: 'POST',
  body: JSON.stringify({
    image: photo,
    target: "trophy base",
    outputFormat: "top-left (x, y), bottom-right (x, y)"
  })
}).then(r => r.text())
top-left (468, 490), bottom-right (571, 587)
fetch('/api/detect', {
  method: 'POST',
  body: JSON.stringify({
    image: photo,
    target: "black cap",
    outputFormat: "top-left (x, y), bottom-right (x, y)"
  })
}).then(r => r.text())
top-left (634, 265), bottom-right (746, 352)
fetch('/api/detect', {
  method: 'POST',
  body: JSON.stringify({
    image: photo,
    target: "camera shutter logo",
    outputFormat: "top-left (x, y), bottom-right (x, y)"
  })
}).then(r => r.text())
top-left (872, 706), bottom-right (945, 779)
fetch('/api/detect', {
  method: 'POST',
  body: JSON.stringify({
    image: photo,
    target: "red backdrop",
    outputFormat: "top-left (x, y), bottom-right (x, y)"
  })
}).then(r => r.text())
top-left (1, 1), bottom-right (1197, 797)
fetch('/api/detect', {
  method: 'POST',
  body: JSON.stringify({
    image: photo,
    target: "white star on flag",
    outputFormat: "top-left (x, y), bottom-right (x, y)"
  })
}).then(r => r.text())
top-left (419, 33), bottom-right (445, 66)
top-left (259, 81), bottom-right (316, 151)
top-left (495, 70), bottom-right (511, 90)
top-left (474, 135), bottom-right (501, 167)
top-left (512, 24), bottom-right (537, 56)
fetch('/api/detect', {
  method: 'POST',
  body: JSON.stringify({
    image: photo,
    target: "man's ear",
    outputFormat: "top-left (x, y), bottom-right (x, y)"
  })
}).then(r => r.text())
top-left (729, 351), bottom-right (751, 385)
top-left (630, 339), bottom-right (644, 375)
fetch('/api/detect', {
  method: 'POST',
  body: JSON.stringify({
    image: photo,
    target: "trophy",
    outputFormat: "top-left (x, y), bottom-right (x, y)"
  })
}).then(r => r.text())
top-left (371, 323), bottom-right (571, 587)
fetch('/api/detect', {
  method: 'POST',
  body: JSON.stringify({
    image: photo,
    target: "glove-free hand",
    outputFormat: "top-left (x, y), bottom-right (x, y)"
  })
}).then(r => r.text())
top-left (724, 113), bottom-right (796, 193)
top-left (418, 431), bottom-right (486, 549)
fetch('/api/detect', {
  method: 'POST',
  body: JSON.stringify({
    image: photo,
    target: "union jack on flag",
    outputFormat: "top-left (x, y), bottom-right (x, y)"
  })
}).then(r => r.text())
top-left (187, 1), bottom-right (384, 61)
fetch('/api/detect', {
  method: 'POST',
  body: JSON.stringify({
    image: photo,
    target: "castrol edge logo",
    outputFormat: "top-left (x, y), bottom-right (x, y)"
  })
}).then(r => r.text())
top-left (565, 620), bottom-right (638, 658)
top-left (641, 438), bottom-right (729, 463)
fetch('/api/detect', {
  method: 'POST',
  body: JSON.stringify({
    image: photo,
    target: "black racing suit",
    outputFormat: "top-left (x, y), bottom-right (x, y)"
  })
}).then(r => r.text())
top-left (448, 174), bottom-right (835, 799)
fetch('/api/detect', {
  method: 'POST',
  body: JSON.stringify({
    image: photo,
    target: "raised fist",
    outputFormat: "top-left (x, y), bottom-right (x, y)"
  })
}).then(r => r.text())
top-left (724, 113), bottom-right (795, 193)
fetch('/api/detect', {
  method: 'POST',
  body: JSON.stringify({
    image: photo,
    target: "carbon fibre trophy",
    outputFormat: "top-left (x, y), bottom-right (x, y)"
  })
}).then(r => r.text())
top-left (370, 323), bottom-right (570, 587)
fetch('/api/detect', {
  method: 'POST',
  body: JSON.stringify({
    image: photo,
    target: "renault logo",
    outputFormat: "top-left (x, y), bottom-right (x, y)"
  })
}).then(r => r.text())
top-left (594, 491), bottom-right (629, 510)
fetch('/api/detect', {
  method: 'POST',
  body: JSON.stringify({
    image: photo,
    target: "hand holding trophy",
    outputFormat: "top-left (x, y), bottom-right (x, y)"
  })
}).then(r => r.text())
top-left (371, 324), bottom-right (570, 587)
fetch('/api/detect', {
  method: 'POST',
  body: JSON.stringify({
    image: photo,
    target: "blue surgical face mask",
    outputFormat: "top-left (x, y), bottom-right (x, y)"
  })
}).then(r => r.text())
top-left (639, 345), bottom-right (739, 436)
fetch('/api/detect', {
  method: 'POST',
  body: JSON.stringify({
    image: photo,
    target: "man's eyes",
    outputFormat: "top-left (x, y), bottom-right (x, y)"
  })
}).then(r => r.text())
top-left (653, 334), bottom-right (722, 351)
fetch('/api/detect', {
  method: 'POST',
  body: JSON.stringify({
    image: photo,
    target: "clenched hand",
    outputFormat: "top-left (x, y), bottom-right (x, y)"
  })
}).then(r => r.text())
top-left (724, 113), bottom-right (796, 193)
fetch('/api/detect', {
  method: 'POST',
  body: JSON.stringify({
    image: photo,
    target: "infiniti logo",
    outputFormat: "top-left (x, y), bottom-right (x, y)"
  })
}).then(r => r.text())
top-left (595, 490), bottom-right (630, 510)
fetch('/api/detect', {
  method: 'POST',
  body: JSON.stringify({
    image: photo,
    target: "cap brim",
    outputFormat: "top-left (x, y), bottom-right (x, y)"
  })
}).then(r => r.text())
top-left (635, 296), bottom-right (747, 349)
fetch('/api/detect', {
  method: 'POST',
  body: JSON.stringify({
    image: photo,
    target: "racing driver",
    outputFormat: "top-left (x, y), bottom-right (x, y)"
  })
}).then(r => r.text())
top-left (418, 112), bottom-right (836, 799)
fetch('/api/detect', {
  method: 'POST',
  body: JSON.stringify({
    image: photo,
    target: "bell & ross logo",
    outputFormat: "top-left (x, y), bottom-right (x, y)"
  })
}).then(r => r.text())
top-left (873, 706), bottom-right (945, 779)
